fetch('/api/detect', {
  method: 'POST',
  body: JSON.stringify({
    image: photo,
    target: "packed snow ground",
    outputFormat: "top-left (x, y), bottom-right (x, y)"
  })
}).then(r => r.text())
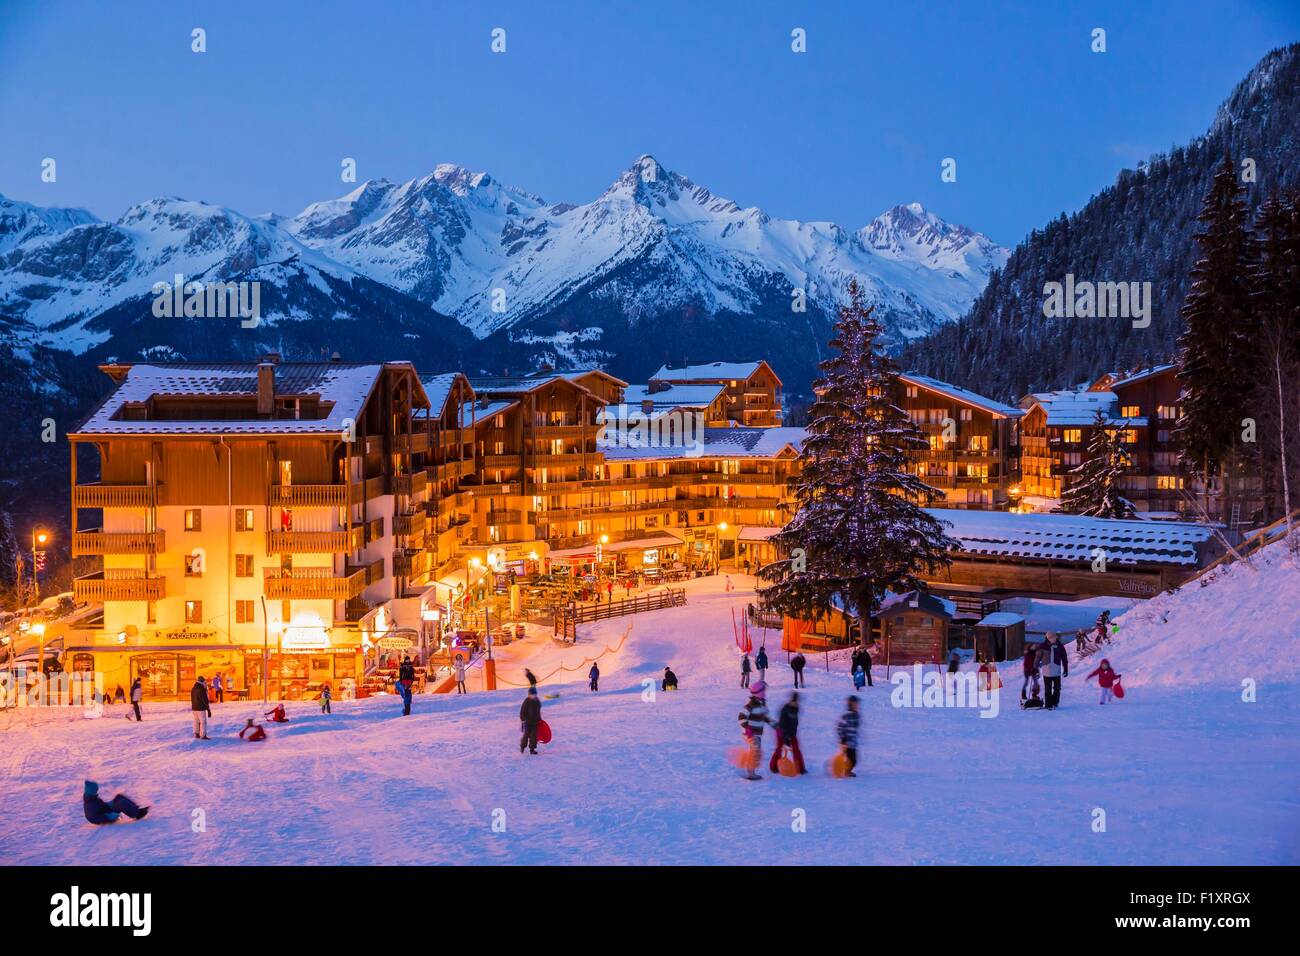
top-left (2, 560), bottom-right (1297, 866)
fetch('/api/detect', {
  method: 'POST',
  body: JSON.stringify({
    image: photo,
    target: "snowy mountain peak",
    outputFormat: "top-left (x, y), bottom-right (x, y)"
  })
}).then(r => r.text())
top-left (0, 192), bottom-right (98, 254)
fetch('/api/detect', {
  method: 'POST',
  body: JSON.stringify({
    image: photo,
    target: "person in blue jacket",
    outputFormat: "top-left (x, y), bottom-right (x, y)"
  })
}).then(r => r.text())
top-left (82, 780), bottom-right (148, 824)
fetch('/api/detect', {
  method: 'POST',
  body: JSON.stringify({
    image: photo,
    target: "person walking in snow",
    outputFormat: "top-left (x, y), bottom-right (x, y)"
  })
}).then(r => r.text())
top-left (190, 676), bottom-right (212, 739)
top-left (320, 683), bottom-right (332, 714)
top-left (398, 655), bottom-right (415, 716)
top-left (662, 666), bottom-right (679, 691)
top-left (740, 652), bottom-right (751, 688)
top-left (770, 692), bottom-right (807, 775)
top-left (211, 671), bottom-right (224, 704)
top-left (852, 664), bottom-right (866, 690)
top-left (1021, 644), bottom-right (1040, 701)
top-left (837, 696), bottom-right (861, 777)
top-left (1086, 659), bottom-right (1119, 704)
top-left (737, 680), bottom-right (774, 780)
top-left (455, 659), bottom-right (468, 694)
top-left (855, 643), bottom-right (875, 687)
top-left (519, 687), bottom-right (542, 755)
top-left (129, 677), bottom-right (143, 722)
top-left (755, 646), bottom-right (769, 683)
top-left (82, 780), bottom-right (148, 824)
top-left (1040, 632), bottom-right (1069, 709)
top-left (588, 662), bottom-right (600, 692)
top-left (790, 652), bottom-right (806, 688)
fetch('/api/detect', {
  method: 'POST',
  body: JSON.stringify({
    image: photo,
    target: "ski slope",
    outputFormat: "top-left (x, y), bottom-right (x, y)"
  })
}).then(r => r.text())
top-left (1, 561), bottom-right (1297, 866)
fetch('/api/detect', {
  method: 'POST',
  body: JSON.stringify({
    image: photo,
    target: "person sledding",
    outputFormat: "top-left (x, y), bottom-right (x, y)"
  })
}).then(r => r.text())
top-left (836, 696), bottom-right (861, 777)
top-left (736, 680), bottom-right (774, 780)
top-left (770, 692), bottom-right (807, 775)
top-left (264, 703), bottom-right (288, 723)
top-left (519, 687), bottom-right (542, 755)
top-left (1020, 685), bottom-right (1045, 710)
top-left (662, 666), bottom-right (679, 691)
top-left (83, 780), bottom-right (148, 825)
top-left (1086, 659), bottom-right (1121, 704)
top-left (239, 718), bottom-right (267, 741)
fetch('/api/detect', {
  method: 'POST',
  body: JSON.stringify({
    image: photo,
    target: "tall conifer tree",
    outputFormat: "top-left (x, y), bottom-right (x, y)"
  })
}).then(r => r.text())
top-left (757, 280), bottom-right (956, 629)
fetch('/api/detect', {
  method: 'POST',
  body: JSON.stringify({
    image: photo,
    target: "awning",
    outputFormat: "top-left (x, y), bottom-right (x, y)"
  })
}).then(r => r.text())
top-left (606, 535), bottom-right (683, 553)
top-left (738, 526), bottom-right (780, 542)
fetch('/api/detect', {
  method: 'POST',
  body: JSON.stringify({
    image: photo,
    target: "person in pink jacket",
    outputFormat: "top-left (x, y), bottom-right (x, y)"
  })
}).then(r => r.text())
top-left (1086, 659), bottom-right (1119, 704)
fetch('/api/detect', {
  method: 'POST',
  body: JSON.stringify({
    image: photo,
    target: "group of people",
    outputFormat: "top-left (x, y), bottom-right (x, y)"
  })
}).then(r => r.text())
top-left (588, 662), bottom-right (678, 692)
top-left (1020, 631), bottom-right (1120, 708)
top-left (737, 682), bottom-right (862, 780)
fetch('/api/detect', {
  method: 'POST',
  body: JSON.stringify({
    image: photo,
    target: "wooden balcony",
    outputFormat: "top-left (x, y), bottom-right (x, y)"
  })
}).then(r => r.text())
top-left (73, 483), bottom-right (155, 509)
top-left (396, 431), bottom-right (430, 454)
top-left (393, 472), bottom-right (429, 498)
top-left (482, 509), bottom-right (526, 525)
top-left (393, 511), bottom-right (429, 538)
top-left (530, 452), bottom-right (602, 467)
top-left (265, 528), bottom-right (362, 554)
top-left (393, 549), bottom-right (432, 579)
top-left (270, 483), bottom-right (348, 507)
top-left (484, 454), bottom-right (523, 470)
top-left (74, 572), bottom-right (165, 603)
top-left (72, 529), bottom-right (165, 556)
top-left (263, 565), bottom-right (368, 601)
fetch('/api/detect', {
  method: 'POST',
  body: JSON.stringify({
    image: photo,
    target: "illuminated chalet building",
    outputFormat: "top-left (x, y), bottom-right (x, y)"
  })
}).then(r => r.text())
top-left (65, 357), bottom-right (435, 700)
top-left (895, 372), bottom-right (1023, 510)
top-left (649, 360), bottom-right (783, 426)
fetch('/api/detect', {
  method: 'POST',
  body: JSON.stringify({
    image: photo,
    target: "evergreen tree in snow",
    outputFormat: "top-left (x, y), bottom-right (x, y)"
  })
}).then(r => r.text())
top-left (757, 280), bottom-right (956, 629)
top-left (1176, 151), bottom-right (1259, 510)
top-left (1060, 411), bottom-right (1137, 519)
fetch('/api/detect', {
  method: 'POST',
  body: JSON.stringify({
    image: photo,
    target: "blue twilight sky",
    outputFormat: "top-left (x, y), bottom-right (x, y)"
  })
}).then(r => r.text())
top-left (1, 0), bottom-right (1297, 246)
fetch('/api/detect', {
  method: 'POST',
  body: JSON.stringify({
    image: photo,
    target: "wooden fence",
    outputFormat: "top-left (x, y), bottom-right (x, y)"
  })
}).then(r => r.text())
top-left (554, 588), bottom-right (686, 640)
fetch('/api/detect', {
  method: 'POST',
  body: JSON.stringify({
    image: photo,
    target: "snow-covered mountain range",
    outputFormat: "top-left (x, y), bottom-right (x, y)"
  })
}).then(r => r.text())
top-left (0, 156), bottom-right (1005, 388)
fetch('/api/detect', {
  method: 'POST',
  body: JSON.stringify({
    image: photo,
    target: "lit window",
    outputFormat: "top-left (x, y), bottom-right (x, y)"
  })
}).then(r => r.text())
top-left (1062, 429), bottom-right (1082, 444)
top-left (184, 600), bottom-right (203, 624)
top-left (235, 508), bottom-right (254, 531)
top-left (184, 509), bottom-right (202, 532)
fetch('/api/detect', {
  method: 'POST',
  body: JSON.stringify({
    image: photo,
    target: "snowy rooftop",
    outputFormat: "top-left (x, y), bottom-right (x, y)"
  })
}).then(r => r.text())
top-left (419, 372), bottom-right (464, 417)
top-left (975, 611), bottom-right (1025, 628)
top-left (1109, 364), bottom-right (1178, 391)
top-left (1031, 389), bottom-right (1144, 427)
top-left (622, 383), bottom-right (727, 410)
top-left (930, 509), bottom-right (1215, 567)
top-left (651, 361), bottom-right (766, 382)
top-left (899, 372), bottom-right (1022, 418)
top-left (74, 363), bottom-right (384, 436)
top-left (600, 426), bottom-right (805, 460)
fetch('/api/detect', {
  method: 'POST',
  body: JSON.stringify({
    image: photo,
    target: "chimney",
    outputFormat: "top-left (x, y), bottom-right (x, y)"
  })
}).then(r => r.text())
top-left (648, 380), bottom-right (670, 394)
top-left (257, 362), bottom-right (275, 416)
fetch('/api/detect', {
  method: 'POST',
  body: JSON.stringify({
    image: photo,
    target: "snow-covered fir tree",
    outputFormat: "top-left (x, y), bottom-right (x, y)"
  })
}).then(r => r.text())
top-left (757, 280), bottom-right (956, 629)
top-left (1061, 411), bottom-right (1137, 519)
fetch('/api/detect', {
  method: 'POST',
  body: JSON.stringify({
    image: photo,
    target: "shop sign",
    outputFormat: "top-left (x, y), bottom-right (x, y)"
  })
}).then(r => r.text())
top-left (377, 635), bottom-right (413, 650)
top-left (156, 626), bottom-right (218, 642)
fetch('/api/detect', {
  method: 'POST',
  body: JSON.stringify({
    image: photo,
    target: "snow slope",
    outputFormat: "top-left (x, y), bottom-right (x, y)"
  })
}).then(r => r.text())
top-left (1104, 539), bottom-right (1300, 688)
top-left (1, 572), bottom-right (1295, 865)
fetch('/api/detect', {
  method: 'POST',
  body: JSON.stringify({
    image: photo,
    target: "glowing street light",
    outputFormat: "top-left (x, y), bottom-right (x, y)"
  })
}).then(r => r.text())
top-left (30, 528), bottom-right (50, 603)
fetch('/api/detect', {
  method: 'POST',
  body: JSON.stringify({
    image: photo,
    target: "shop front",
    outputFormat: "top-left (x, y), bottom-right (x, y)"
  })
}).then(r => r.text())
top-left (737, 526), bottom-right (780, 573)
top-left (65, 628), bottom-right (249, 700)
top-left (244, 643), bottom-right (359, 702)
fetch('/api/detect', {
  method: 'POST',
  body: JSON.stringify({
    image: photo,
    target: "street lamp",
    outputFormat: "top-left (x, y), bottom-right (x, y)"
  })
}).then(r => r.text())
top-left (714, 522), bottom-right (728, 573)
top-left (30, 529), bottom-right (49, 603)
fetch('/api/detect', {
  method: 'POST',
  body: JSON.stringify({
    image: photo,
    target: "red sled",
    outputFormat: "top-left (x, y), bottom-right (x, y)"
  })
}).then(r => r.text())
top-left (536, 719), bottom-right (553, 744)
top-left (1112, 676), bottom-right (1125, 699)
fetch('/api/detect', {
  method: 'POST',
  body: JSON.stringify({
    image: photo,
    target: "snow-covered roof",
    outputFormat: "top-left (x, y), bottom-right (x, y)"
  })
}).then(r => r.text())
top-left (74, 362), bottom-right (385, 436)
top-left (1031, 389), bottom-right (1144, 428)
top-left (879, 590), bottom-right (955, 618)
top-left (976, 612), bottom-right (1025, 628)
top-left (931, 509), bottom-right (1214, 567)
top-left (467, 399), bottom-right (517, 423)
top-left (738, 526), bottom-right (781, 542)
top-left (899, 372), bottom-right (1021, 418)
top-left (622, 383), bottom-right (727, 410)
top-left (600, 426), bottom-right (805, 460)
top-left (419, 372), bottom-right (466, 418)
top-left (651, 361), bottom-right (768, 382)
top-left (1109, 364), bottom-right (1177, 391)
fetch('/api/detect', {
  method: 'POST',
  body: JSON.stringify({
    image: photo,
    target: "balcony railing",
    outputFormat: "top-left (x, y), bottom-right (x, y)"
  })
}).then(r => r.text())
top-left (393, 549), bottom-right (432, 579)
top-left (483, 454), bottom-right (523, 470)
top-left (393, 511), bottom-right (429, 538)
top-left (270, 484), bottom-right (347, 507)
top-left (74, 572), bottom-right (165, 603)
top-left (73, 483), bottom-right (155, 509)
top-left (393, 472), bottom-right (429, 498)
top-left (72, 529), bottom-right (165, 556)
top-left (263, 565), bottom-right (368, 601)
top-left (265, 528), bottom-right (362, 554)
